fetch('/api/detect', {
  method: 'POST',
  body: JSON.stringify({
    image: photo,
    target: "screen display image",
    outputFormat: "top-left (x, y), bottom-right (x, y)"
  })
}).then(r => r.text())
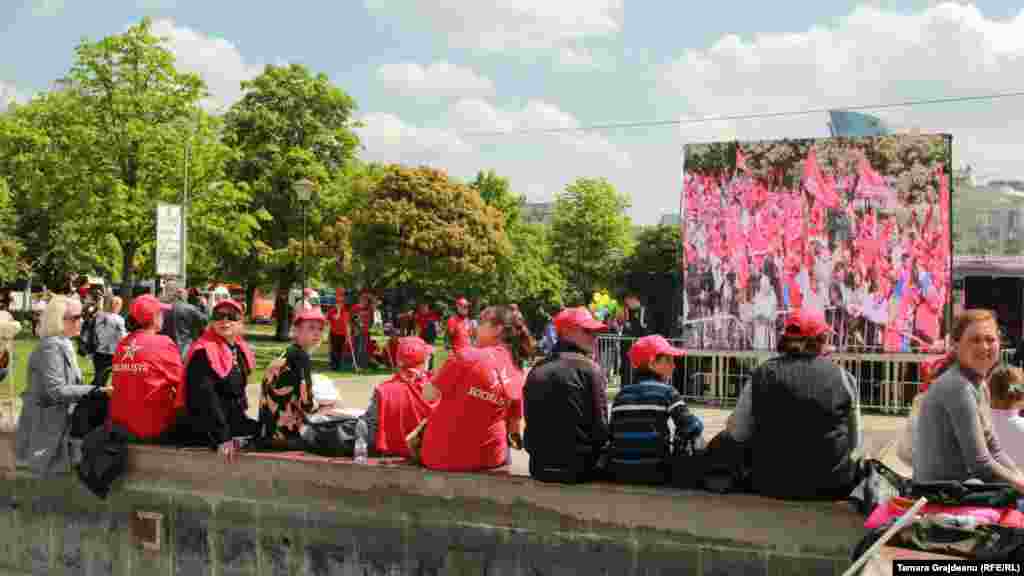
top-left (680, 134), bottom-right (952, 353)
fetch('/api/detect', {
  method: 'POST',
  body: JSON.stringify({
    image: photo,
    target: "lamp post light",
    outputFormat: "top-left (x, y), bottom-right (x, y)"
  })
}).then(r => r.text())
top-left (293, 179), bottom-right (315, 305)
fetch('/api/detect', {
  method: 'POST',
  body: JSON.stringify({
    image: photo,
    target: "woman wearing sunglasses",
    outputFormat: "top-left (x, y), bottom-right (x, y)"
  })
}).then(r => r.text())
top-left (175, 299), bottom-right (259, 462)
top-left (16, 295), bottom-right (109, 476)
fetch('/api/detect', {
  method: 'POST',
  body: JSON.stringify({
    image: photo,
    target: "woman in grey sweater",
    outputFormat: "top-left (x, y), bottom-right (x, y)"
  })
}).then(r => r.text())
top-left (15, 296), bottom-right (110, 476)
top-left (913, 309), bottom-right (1024, 490)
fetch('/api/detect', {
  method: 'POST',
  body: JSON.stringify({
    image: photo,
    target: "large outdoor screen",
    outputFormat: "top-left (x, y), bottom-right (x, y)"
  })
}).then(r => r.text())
top-left (680, 134), bottom-right (952, 353)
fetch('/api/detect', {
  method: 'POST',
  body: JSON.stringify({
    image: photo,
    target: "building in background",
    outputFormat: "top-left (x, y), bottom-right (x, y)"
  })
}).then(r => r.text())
top-left (522, 202), bottom-right (555, 225)
top-left (658, 213), bottom-right (681, 227)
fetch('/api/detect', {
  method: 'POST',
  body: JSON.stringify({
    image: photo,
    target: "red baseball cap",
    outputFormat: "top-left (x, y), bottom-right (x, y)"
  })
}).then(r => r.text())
top-left (783, 308), bottom-right (833, 338)
top-left (628, 335), bottom-right (686, 368)
top-left (396, 336), bottom-right (432, 367)
top-left (455, 297), bottom-right (469, 307)
top-left (293, 306), bottom-right (327, 326)
top-left (130, 294), bottom-right (171, 326)
top-left (553, 307), bottom-right (607, 335)
top-left (212, 298), bottom-right (244, 315)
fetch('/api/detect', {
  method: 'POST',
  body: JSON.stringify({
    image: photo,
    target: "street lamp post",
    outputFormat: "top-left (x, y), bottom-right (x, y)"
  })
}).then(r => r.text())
top-left (293, 179), bottom-right (315, 306)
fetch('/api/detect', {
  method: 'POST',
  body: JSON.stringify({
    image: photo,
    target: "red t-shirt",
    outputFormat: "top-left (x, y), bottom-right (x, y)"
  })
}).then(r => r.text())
top-left (326, 304), bottom-right (350, 336)
top-left (109, 331), bottom-right (183, 439)
top-left (374, 372), bottom-right (437, 458)
top-left (446, 315), bottom-right (471, 352)
top-left (414, 310), bottom-right (440, 339)
top-left (420, 346), bottom-right (524, 471)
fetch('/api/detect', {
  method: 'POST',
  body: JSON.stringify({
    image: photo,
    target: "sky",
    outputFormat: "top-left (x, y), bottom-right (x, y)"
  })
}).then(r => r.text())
top-left (3, 1), bottom-right (1024, 224)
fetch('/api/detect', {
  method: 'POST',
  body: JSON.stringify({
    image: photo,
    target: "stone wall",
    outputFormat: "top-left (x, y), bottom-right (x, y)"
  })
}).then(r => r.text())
top-left (0, 432), bottom-right (864, 575)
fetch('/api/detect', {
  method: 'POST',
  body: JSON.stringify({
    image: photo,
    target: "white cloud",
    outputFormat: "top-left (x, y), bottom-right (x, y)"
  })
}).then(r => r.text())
top-left (660, 3), bottom-right (1024, 183)
top-left (150, 18), bottom-right (262, 109)
top-left (558, 47), bottom-right (598, 68)
top-left (357, 112), bottom-right (472, 167)
top-left (30, 0), bottom-right (64, 17)
top-left (357, 99), bottom-right (632, 206)
top-left (376, 61), bottom-right (494, 99)
top-left (364, 0), bottom-right (622, 52)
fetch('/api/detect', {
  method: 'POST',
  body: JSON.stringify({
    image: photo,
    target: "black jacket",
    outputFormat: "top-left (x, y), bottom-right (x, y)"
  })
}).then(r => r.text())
top-left (750, 354), bottom-right (859, 500)
top-left (524, 341), bottom-right (609, 469)
top-left (177, 348), bottom-right (259, 448)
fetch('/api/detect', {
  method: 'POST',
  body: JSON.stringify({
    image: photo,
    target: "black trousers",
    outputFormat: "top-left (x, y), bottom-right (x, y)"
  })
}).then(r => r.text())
top-left (91, 353), bottom-right (114, 388)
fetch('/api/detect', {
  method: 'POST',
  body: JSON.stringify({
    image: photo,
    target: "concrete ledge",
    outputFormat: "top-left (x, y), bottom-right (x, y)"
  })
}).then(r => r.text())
top-left (0, 431), bottom-right (862, 575)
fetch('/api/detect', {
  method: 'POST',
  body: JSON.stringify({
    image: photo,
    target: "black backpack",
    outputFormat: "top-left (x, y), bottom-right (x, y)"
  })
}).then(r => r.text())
top-left (77, 425), bottom-right (127, 499)
top-left (68, 384), bottom-right (109, 439)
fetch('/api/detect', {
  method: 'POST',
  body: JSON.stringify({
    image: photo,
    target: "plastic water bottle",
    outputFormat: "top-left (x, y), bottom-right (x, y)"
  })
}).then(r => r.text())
top-left (354, 419), bottom-right (368, 464)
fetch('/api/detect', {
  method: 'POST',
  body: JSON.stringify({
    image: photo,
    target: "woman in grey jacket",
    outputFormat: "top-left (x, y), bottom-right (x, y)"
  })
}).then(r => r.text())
top-left (15, 295), bottom-right (109, 476)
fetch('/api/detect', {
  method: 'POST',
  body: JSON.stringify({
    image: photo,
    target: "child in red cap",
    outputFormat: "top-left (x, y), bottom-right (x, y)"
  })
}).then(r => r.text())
top-left (607, 335), bottom-right (703, 484)
top-left (259, 307), bottom-right (328, 450)
top-left (358, 336), bottom-right (437, 458)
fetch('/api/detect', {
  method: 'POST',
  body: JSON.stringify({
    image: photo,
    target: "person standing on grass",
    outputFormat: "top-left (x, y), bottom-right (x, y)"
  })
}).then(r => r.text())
top-left (91, 295), bottom-right (127, 389)
top-left (446, 297), bottom-right (473, 354)
top-left (325, 288), bottom-right (351, 370)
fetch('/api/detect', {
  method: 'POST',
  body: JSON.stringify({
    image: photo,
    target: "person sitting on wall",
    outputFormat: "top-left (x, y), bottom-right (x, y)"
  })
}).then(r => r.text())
top-left (418, 305), bottom-right (532, 472)
top-left (258, 307), bottom-right (327, 450)
top-left (523, 307), bottom-right (609, 483)
top-left (987, 365), bottom-right (1024, 468)
top-left (108, 295), bottom-right (182, 443)
top-left (607, 335), bottom-right (703, 485)
top-left (358, 336), bottom-right (437, 458)
top-left (713, 308), bottom-right (864, 500)
top-left (16, 296), bottom-right (109, 476)
top-left (914, 310), bottom-right (1024, 491)
top-left (175, 298), bottom-right (260, 462)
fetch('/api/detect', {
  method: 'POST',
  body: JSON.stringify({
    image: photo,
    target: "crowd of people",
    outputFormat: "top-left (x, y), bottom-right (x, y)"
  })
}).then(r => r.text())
top-left (9, 270), bottom-right (1021, 507)
top-left (682, 146), bottom-right (950, 354)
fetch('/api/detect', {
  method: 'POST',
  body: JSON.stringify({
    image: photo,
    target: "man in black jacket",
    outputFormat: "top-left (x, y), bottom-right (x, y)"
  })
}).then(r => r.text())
top-left (524, 307), bottom-right (609, 483)
top-left (619, 291), bottom-right (652, 386)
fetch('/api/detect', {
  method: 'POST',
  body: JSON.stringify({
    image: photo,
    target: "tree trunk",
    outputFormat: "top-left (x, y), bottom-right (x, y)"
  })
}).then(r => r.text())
top-left (244, 283), bottom-right (257, 322)
top-left (274, 268), bottom-right (296, 341)
top-left (122, 244), bottom-right (137, 309)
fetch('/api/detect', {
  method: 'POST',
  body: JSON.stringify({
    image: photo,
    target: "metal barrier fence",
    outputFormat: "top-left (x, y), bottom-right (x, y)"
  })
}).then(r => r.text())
top-left (597, 334), bottom-right (1016, 415)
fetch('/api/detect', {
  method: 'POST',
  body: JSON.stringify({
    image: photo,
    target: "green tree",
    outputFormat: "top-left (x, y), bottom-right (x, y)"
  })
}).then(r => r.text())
top-left (471, 169), bottom-right (564, 322)
top-left (351, 165), bottom-right (510, 298)
top-left (617, 225), bottom-right (681, 278)
top-left (551, 177), bottom-right (632, 304)
top-left (65, 18), bottom-right (207, 298)
top-left (470, 169), bottom-right (522, 226)
top-left (0, 90), bottom-right (119, 289)
top-left (0, 180), bottom-right (22, 284)
top-left (223, 63), bottom-right (360, 339)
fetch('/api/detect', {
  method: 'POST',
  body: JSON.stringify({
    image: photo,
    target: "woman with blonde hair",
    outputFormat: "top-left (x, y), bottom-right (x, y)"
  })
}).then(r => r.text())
top-left (16, 295), bottom-right (111, 476)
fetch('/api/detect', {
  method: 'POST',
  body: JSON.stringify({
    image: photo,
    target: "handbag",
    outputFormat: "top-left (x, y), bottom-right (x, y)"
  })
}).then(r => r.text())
top-left (69, 384), bottom-right (109, 439)
top-left (670, 436), bottom-right (708, 489)
top-left (303, 413), bottom-right (360, 457)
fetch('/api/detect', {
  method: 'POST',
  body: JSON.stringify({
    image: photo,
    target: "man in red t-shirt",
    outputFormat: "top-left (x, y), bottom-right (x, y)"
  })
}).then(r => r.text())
top-left (109, 294), bottom-right (183, 441)
top-left (446, 297), bottom-right (472, 354)
top-left (325, 288), bottom-right (350, 370)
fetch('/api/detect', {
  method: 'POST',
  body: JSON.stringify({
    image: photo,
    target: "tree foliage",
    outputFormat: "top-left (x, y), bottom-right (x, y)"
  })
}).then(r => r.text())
top-left (65, 18), bottom-right (209, 298)
top-left (550, 177), bottom-right (633, 304)
top-left (351, 165), bottom-right (510, 297)
top-left (0, 180), bottom-right (22, 283)
top-left (471, 169), bottom-right (521, 226)
top-left (223, 63), bottom-right (360, 338)
top-left (617, 225), bottom-right (681, 277)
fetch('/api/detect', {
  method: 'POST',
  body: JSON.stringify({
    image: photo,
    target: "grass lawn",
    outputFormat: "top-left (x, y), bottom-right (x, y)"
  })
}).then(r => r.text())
top-left (0, 325), bottom-right (450, 399)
